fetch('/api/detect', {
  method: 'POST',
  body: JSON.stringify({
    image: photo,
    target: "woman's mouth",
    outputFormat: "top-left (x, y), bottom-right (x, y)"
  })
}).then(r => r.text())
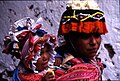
top-left (88, 48), bottom-right (98, 54)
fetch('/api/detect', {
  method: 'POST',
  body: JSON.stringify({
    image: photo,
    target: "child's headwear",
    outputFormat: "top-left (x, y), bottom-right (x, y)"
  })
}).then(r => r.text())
top-left (58, 0), bottom-right (108, 36)
top-left (9, 17), bottom-right (57, 73)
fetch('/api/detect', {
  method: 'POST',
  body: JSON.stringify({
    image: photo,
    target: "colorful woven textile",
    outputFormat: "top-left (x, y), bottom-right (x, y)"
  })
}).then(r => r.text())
top-left (55, 57), bottom-right (103, 81)
top-left (58, 9), bottom-right (108, 35)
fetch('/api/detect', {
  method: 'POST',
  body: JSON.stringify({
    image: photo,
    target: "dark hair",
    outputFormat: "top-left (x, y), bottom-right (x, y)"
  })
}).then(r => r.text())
top-left (56, 31), bottom-right (81, 57)
top-left (44, 43), bottom-right (53, 52)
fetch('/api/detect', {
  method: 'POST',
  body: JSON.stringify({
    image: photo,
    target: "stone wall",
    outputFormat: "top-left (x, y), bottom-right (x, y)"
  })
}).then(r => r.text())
top-left (0, 0), bottom-right (120, 80)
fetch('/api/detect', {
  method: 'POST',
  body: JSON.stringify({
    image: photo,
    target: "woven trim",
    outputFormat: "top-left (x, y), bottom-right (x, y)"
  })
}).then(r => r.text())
top-left (60, 20), bottom-right (108, 35)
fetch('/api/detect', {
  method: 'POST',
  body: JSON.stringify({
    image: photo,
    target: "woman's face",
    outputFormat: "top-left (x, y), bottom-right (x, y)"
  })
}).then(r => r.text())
top-left (71, 32), bottom-right (101, 59)
top-left (36, 46), bottom-right (50, 71)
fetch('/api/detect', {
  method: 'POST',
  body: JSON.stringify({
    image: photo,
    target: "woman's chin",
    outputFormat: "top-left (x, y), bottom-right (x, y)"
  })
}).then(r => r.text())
top-left (87, 52), bottom-right (97, 59)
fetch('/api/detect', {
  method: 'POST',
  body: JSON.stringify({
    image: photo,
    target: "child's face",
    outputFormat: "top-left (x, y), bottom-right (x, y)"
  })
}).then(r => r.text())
top-left (36, 46), bottom-right (50, 71)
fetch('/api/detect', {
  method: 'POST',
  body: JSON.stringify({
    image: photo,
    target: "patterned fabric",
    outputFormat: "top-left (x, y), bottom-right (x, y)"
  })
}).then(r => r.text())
top-left (56, 64), bottom-right (99, 81)
top-left (58, 9), bottom-right (108, 35)
top-left (55, 57), bottom-right (104, 81)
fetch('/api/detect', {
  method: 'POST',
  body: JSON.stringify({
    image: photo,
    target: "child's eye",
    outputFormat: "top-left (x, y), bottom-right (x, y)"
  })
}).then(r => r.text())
top-left (40, 50), bottom-right (44, 55)
top-left (46, 50), bottom-right (50, 52)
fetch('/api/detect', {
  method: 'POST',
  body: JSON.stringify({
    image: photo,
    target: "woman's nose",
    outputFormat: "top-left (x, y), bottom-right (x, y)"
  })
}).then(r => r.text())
top-left (89, 36), bottom-right (97, 45)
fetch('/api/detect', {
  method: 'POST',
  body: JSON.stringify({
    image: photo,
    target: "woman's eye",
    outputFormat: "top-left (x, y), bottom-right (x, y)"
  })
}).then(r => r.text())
top-left (79, 33), bottom-right (101, 40)
top-left (80, 33), bottom-right (90, 40)
top-left (94, 33), bottom-right (101, 38)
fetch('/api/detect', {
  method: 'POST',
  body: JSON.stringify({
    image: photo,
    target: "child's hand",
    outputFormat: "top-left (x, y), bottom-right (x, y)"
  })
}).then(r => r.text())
top-left (43, 72), bottom-right (55, 81)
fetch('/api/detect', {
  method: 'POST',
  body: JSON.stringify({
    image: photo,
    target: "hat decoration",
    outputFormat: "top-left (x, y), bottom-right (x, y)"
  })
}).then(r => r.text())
top-left (3, 17), bottom-right (57, 73)
top-left (58, 0), bottom-right (108, 36)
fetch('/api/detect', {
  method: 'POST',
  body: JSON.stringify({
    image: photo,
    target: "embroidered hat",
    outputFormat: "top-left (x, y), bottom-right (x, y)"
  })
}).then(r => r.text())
top-left (58, 0), bottom-right (108, 36)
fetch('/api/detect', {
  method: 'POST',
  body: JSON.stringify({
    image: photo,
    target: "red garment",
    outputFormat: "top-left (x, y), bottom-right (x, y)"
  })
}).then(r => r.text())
top-left (55, 58), bottom-right (103, 81)
top-left (18, 73), bottom-right (43, 81)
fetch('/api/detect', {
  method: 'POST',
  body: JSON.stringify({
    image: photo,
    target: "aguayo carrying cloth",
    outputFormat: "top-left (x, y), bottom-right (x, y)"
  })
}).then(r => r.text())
top-left (55, 57), bottom-right (103, 81)
top-left (57, 64), bottom-right (99, 81)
